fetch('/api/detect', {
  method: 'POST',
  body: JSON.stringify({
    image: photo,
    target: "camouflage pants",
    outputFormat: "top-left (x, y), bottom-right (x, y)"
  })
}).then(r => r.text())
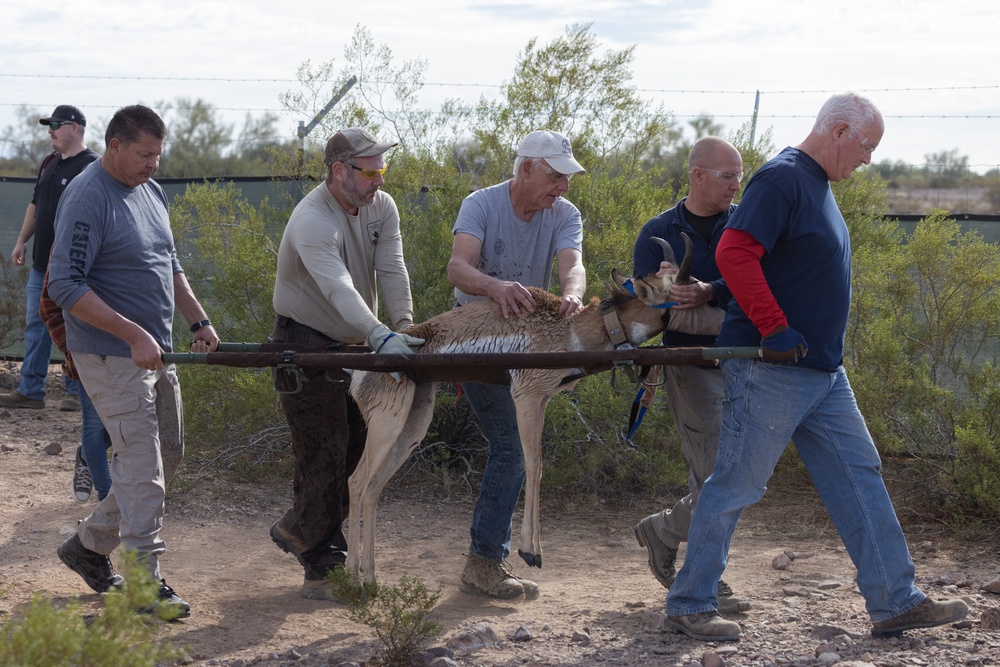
top-left (271, 317), bottom-right (367, 572)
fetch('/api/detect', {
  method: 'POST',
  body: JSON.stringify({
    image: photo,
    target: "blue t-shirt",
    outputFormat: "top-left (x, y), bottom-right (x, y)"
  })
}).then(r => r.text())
top-left (716, 147), bottom-right (851, 372)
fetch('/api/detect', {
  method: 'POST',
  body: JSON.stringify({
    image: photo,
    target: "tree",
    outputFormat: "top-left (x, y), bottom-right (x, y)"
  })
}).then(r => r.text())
top-left (923, 148), bottom-right (969, 188)
top-left (156, 98), bottom-right (234, 178)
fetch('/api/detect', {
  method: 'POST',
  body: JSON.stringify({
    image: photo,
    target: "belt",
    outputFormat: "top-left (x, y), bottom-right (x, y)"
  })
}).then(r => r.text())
top-left (275, 315), bottom-right (338, 343)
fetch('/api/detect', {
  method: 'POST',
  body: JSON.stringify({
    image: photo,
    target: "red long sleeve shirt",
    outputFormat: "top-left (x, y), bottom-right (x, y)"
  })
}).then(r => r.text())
top-left (715, 228), bottom-right (786, 338)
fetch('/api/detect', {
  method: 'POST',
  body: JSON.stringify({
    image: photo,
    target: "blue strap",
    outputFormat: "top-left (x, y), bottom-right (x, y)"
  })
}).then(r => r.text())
top-left (623, 278), bottom-right (677, 309)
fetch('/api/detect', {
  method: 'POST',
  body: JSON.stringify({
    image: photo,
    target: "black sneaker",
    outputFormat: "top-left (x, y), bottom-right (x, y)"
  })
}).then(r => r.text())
top-left (139, 579), bottom-right (191, 620)
top-left (56, 534), bottom-right (124, 593)
top-left (71, 446), bottom-right (93, 503)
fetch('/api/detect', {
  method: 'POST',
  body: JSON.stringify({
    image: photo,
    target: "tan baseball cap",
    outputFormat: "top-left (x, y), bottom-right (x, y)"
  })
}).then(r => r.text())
top-left (324, 128), bottom-right (398, 166)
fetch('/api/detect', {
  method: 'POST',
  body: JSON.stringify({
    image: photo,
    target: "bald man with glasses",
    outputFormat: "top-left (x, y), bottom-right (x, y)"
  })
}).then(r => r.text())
top-left (631, 136), bottom-right (751, 614)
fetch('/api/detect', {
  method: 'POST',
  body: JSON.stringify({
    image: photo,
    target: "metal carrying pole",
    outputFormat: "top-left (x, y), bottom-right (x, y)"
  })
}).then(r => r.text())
top-left (163, 344), bottom-right (763, 385)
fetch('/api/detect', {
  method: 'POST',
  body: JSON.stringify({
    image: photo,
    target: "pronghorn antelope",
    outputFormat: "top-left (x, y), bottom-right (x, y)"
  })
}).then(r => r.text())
top-left (345, 234), bottom-right (722, 583)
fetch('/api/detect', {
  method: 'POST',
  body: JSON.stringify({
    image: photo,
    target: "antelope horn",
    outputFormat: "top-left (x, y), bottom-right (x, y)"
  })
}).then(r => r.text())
top-left (651, 237), bottom-right (677, 265)
top-left (650, 234), bottom-right (695, 285)
top-left (676, 232), bottom-right (694, 284)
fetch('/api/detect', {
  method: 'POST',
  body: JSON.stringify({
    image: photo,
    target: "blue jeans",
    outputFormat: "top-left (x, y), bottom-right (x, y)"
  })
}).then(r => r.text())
top-left (462, 381), bottom-right (525, 563)
top-left (80, 386), bottom-right (113, 501)
top-left (17, 269), bottom-right (52, 400)
top-left (666, 358), bottom-right (925, 622)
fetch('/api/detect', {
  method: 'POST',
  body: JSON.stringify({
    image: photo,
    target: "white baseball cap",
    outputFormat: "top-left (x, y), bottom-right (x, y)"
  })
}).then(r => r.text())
top-left (516, 130), bottom-right (585, 175)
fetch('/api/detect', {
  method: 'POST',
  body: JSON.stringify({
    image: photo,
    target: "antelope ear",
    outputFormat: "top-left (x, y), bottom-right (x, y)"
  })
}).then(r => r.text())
top-left (610, 268), bottom-right (630, 292)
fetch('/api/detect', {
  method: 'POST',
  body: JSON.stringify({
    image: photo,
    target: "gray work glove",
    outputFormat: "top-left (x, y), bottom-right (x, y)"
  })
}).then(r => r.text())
top-left (365, 324), bottom-right (425, 382)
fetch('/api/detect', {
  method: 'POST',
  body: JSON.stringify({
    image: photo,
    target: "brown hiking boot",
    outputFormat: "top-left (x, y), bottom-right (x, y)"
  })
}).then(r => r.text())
top-left (871, 597), bottom-right (970, 637)
top-left (301, 565), bottom-right (349, 603)
top-left (270, 518), bottom-right (308, 566)
top-left (664, 611), bottom-right (742, 641)
top-left (0, 391), bottom-right (45, 410)
top-left (460, 554), bottom-right (526, 599)
top-left (717, 579), bottom-right (752, 614)
top-left (634, 515), bottom-right (678, 588)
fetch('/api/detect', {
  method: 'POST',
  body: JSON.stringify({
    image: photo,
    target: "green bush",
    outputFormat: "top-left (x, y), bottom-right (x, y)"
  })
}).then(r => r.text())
top-left (0, 555), bottom-right (185, 667)
top-left (346, 574), bottom-right (443, 667)
top-left (848, 209), bottom-right (1000, 525)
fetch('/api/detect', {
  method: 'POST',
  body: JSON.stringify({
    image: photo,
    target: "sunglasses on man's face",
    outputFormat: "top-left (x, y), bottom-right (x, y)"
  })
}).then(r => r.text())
top-left (345, 162), bottom-right (388, 180)
top-left (48, 121), bottom-right (75, 130)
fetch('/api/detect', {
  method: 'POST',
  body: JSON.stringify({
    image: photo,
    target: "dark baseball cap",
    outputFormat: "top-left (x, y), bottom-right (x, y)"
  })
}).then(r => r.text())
top-left (40, 105), bottom-right (86, 127)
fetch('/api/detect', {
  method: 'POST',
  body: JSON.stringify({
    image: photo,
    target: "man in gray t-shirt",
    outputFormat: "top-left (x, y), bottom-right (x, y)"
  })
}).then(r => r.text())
top-left (48, 105), bottom-right (218, 621)
top-left (447, 130), bottom-right (586, 599)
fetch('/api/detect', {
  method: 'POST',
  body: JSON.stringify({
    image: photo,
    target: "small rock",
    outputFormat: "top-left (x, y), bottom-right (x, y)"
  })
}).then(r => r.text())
top-left (982, 579), bottom-right (1000, 594)
top-left (817, 580), bottom-right (843, 590)
top-left (512, 625), bottom-right (532, 642)
top-left (811, 623), bottom-right (858, 640)
top-left (783, 549), bottom-right (797, 560)
top-left (570, 630), bottom-right (590, 643)
top-left (772, 554), bottom-right (792, 570)
top-left (701, 652), bottom-right (725, 667)
top-left (981, 607), bottom-right (1000, 630)
top-left (446, 622), bottom-right (499, 651)
top-left (919, 540), bottom-right (936, 553)
top-left (44, 442), bottom-right (62, 455)
top-left (624, 600), bottom-right (647, 608)
top-left (418, 549), bottom-right (437, 559)
top-left (817, 653), bottom-right (840, 664)
top-left (428, 658), bottom-right (459, 667)
top-left (783, 585), bottom-right (812, 597)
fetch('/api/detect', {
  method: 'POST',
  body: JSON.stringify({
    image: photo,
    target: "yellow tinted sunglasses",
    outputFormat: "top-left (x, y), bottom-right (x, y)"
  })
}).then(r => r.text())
top-left (345, 162), bottom-right (387, 179)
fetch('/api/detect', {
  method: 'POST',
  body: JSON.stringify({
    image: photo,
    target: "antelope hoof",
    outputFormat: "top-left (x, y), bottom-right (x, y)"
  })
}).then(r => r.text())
top-left (518, 549), bottom-right (542, 568)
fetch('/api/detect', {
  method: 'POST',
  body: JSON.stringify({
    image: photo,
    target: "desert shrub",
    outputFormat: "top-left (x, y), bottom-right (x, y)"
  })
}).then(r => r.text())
top-left (848, 210), bottom-right (1000, 526)
top-left (0, 254), bottom-right (27, 354)
top-left (0, 555), bottom-right (185, 667)
top-left (346, 574), bottom-right (443, 667)
top-left (168, 182), bottom-right (288, 475)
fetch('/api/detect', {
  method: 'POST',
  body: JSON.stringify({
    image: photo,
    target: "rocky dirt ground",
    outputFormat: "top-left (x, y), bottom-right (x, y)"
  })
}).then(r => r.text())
top-left (1, 364), bottom-right (999, 667)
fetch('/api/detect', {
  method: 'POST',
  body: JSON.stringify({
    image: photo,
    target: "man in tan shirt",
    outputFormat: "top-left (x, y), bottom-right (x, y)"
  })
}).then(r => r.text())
top-left (268, 127), bottom-right (422, 602)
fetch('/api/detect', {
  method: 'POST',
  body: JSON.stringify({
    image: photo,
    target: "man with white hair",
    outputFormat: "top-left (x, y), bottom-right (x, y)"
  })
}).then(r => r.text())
top-left (663, 92), bottom-right (969, 641)
top-left (447, 129), bottom-right (587, 599)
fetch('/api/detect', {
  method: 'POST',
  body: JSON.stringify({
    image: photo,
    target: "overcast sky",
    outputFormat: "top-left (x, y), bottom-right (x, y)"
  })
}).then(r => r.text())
top-left (2, 0), bottom-right (997, 173)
